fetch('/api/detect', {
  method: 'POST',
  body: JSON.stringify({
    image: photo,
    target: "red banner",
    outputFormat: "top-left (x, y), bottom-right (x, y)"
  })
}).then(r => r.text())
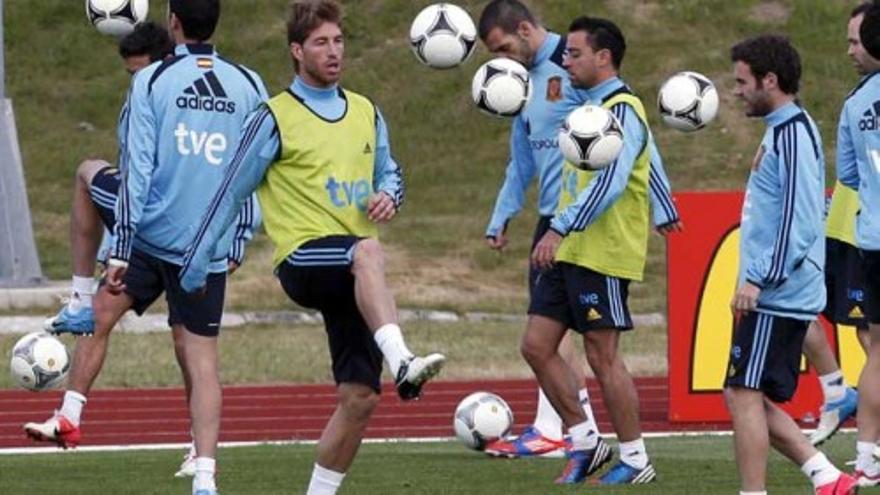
top-left (667, 191), bottom-right (864, 422)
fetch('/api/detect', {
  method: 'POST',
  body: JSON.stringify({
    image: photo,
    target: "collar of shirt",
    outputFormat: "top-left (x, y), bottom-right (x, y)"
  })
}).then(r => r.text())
top-left (583, 76), bottom-right (624, 103)
top-left (763, 100), bottom-right (800, 127)
top-left (291, 77), bottom-right (340, 101)
top-left (533, 32), bottom-right (561, 67)
top-left (174, 43), bottom-right (215, 56)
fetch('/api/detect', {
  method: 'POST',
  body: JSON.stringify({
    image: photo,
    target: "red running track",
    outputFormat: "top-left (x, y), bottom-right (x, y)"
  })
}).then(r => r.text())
top-left (0, 378), bottom-right (732, 449)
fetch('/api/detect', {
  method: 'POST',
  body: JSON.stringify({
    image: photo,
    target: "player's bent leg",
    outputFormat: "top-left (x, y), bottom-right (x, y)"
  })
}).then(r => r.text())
top-left (803, 321), bottom-right (858, 446)
top-left (351, 238), bottom-right (396, 330)
top-left (171, 326), bottom-right (197, 477)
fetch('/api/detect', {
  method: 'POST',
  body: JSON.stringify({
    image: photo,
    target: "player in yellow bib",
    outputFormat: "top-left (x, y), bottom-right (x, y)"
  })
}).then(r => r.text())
top-left (525, 16), bottom-right (655, 485)
top-left (179, 2), bottom-right (445, 494)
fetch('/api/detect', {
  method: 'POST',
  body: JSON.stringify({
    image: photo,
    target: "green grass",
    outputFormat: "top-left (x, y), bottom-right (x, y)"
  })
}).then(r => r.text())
top-left (6, 0), bottom-right (863, 314)
top-left (0, 321), bottom-right (667, 389)
top-left (0, 434), bottom-right (871, 494)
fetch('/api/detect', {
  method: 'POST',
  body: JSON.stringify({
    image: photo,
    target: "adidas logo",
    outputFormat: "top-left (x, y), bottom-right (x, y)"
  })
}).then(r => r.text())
top-left (363, 142), bottom-right (372, 154)
top-left (176, 71), bottom-right (236, 114)
top-left (849, 305), bottom-right (865, 319)
top-left (586, 308), bottom-right (602, 322)
top-left (858, 101), bottom-right (880, 131)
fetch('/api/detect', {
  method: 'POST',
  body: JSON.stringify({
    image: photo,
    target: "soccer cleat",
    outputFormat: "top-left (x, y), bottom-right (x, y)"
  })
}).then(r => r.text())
top-left (810, 388), bottom-right (859, 446)
top-left (44, 305), bottom-right (95, 336)
top-left (555, 438), bottom-right (613, 484)
top-left (593, 460), bottom-right (657, 485)
top-left (23, 413), bottom-right (81, 449)
top-left (855, 467), bottom-right (880, 487)
top-left (815, 473), bottom-right (859, 494)
top-left (484, 425), bottom-right (566, 458)
top-left (175, 452), bottom-right (197, 478)
top-left (395, 353), bottom-right (445, 401)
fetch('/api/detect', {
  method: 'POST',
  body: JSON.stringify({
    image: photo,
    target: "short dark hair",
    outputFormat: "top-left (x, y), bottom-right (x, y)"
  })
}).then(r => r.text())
top-left (478, 0), bottom-right (537, 41)
top-left (118, 21), bottom-right (174, 62)
top-left (169, 0), bottom-right (220, 42)
top-left (860, 1), bottom-right (880, 60)
top-left (287, 0), bottom-right (343, 45)
top-left (853, 1), bottom-right (874, 19)
top-left (568, 16), bottom-right (626, 69)
top-left (730, 35), bottom-right (801, 95)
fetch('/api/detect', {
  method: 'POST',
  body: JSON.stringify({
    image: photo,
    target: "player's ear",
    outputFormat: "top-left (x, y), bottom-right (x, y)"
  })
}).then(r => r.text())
top-left (290, 42), bottom-right (303, 64)
top-left (516, 20), bottom-right (532, 39)
top-left (763, 72), bottom-right (779, 91)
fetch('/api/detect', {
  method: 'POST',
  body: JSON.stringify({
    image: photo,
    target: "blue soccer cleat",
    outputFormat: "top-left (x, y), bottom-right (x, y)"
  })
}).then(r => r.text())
top-left (554, 437), bottom-right (613, 484)
top-left (44, 305), bottom-right (95, 336)
top-left (810, 387), bottom-right (858, 446)
top-left (484, 425), bottom-right (567, 458)
top-left (593, 460), bottom-right (657, 485)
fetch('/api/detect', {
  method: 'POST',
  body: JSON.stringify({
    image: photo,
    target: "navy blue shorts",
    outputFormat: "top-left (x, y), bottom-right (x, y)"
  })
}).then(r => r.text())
top-left (724, 312), bottom-right (808, 403)
top-left (89, 166), bottom-right (121, 229)
top-left (528, 261), bottom-right (633, 332)
top-left (276, 236), bottom-right (383, 393)
top-left (862, 249), bottom-right (880, 324)
top-left (120, 248), bottom-right (226, 337)
top-left (823, 238), bottom-right (867, 328)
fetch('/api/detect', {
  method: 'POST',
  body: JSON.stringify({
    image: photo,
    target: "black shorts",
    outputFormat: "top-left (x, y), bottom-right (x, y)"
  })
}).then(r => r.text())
top-left (276, 236), bottom-right (383, 393)
top-left (120, 248), bottom-right (226, 337)
top-left (862, 249), bottom-right (880, 324)
top-left (823, 238), bottom-right (868, 328)
top-left (528, 216), bottom-right (553, 296)
top-left (528, 261), bottom-right (633, 332)
top-left (89, 166), bottom-right (121, 229)
top-left (724, 312), bottom-right (808, 403)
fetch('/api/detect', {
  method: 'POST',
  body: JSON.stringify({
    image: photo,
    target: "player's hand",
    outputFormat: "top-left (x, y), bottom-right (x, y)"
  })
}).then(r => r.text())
top-left (655, 220), bottom-right (684, 237)
top-left (731, 281), bottom-right (761, 315)
top-left (367, 192), bottom-right (396, 223)
top-left (105, 263), bottom-right (127, 295)
top-left (531, 230), bottom-right (563, 270)
top-left (486, 233), bottom-right (508, 251)
top-left (227, 260), bottom-right (240, 275)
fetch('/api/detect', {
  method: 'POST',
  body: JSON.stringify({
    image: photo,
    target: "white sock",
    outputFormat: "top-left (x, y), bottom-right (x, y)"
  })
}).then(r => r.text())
top-left (59, 391), bottom-right (87, 426)
top-left (69, 276), bottom-right (95, 311)
top-left (740, 491), bottom-right (767, 495)
top-left (857, 441), bottom-right (880, 475)
top-left (568, 420), bottom-right (598, 451)
top-left (819, 371), bottom-right (846, 404)
top-left (801, 452), bottom-right (840, 488)
top-left (193, 457), bottom-right (216, 492)
top-left (373, 324), bottom-right (413, 378)
top-left (532, 388), bottom-right (563, 441)
top-left (187, 430), bottom-right (196, 459)
top-left (578, 388), bottom-right (601, 440)
top-left (306, 463), bottom-right (345, 495)
top-left (619, 438), bottom-right (649, 469)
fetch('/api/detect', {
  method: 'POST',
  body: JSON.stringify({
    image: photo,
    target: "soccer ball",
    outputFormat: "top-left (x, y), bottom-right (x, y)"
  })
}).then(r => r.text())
top-left (85, 0), bottom-right (148, 38)
top-left (9, 332), bottom-right (70, 392)
top-left (658, 71), bottom-right (719, 132)
top-left (471, 58), bottom-right (531, 117)
top-left (558, 104), bottom-right (624, 170)
top-left (409, 3), bottom-right (477, 69)
top-left (453, 391), bottom-right (514, 450)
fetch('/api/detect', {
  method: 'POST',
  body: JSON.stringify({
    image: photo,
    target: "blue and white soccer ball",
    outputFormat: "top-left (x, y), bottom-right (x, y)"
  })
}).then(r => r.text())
top-left (409, 3), bottom-right (477, 69)
top-left (86, 0), bottom-right (148, 38)
top-left (658, 71), bottom-right (719, 132)
top-left (558, 104), bottom-right (624, 170)
top-left (10, 332), bottom-right (70, 392)
top-left (471, 58), bottom-right (531, 117)
top-left (453, 391), bottom-right (514, 450)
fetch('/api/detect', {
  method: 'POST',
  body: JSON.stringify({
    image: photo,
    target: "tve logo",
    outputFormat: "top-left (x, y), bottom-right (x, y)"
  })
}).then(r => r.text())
top-left (326, 177), bottom-right (370, 211)
top-left (174, 123), bottom-right (227, 165)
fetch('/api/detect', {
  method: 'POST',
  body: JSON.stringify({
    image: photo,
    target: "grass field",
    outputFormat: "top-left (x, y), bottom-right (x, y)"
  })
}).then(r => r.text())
top-left (5, 0), bottom-right (865, 315)
top-left (0, 434), bottom-right (871, 494)
top-left (0, 320), bottom-right (667, 389)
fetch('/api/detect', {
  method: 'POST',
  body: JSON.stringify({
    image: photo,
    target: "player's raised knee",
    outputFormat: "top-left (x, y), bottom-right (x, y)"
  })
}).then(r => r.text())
top-left (352, 238), bottom-right (386, 271)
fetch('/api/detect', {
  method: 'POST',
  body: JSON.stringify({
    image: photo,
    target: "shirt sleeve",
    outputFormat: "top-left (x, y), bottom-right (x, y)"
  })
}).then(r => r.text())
top-left (647, 139), bottom-right (680, 227)
top-left (485, 115), bottom-right (537, 238)
top-left (836, 103), bottom-right (859, 190)
top-left (180, 106), bottom-right (279, 292)
top-left (111, 70), bottom-right (156, 262)
top-left (746, 123), bottom-right (823, 288)
top-left (226, 193), bottom-right (262, 266)
top-left (372, 108), bottom-right (405, 208)
top-left (550, 103), bottom-right (646, 235)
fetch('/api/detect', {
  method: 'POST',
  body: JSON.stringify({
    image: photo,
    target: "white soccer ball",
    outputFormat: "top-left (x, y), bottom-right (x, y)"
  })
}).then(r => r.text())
top-left (453, 391), bottom-right (514, 450)
top-left (85, 0), bottom-right (148, 38)
top-left (409, 3), bottom-right (477, 69)
top-left (658, 71), bottom-right (719, 132)
top-left (471, 58), bottom-right (531, 117)
top-left (558, 104), bottom-right (624, 170)
top-left (10, 332), bottom-right (70, 392)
